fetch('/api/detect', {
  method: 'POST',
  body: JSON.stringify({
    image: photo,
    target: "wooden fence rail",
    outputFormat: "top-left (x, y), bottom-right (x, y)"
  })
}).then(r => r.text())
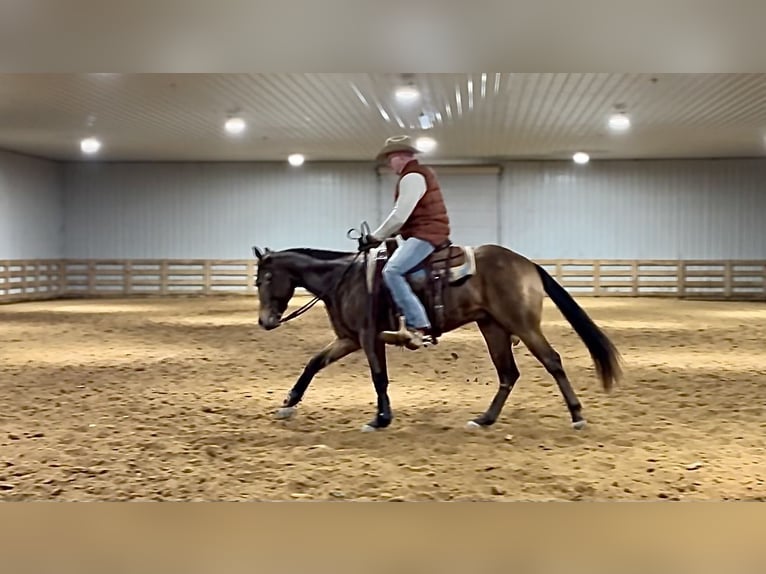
top-left (2, 259), bottom-right (765, 304)
top-left (0, 260), bottom-right (66, 303)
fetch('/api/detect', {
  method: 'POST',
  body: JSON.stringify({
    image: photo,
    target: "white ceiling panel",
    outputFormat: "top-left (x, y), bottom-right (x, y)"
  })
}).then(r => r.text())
top-left (0, 73), bottom-right (765, 162)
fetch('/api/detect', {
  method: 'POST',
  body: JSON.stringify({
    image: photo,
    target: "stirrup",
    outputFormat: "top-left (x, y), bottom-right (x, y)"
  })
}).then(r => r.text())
top-left (380, 317), bottom-right (434, 349)
top-left (380, 317), bottom-right (413, 345)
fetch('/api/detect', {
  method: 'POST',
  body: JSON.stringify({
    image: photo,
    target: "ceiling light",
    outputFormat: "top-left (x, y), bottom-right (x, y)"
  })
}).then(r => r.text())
top-left (415, 137), bottom-right (437, 153)
top-left (80, 137), bottom-right (101, 154)
top-left (395, 85), bottom-right (420, 103)
top-left (573, 152), bottom-right (590, 164)
top-left (608, 113), bottom-right (631, 131)
top-left (418, 113), bottom-right (433, 130)
top-left (224, 117), bottom-right (246, 135)
top-left (288, 153), bottom-right (305, 166)
top-left (350, 82), bottom-right (369, 107)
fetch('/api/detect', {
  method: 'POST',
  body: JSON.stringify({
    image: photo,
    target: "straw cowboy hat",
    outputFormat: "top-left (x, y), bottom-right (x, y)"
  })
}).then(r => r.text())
top-left (375, 135), bottom-right (420, 161)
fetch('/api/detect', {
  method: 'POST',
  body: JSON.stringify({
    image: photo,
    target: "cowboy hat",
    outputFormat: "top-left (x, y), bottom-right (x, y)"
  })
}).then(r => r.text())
top-left (375, 135), bottom-right (420, 161)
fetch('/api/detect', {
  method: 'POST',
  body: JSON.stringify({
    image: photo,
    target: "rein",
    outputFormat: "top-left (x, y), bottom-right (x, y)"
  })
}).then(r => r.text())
top-left (277, 252), bottom-right (361, 324)
top-left (278, 292), bottom-right (325, 324)
top-left (277, 223), bottom-right (370, 325)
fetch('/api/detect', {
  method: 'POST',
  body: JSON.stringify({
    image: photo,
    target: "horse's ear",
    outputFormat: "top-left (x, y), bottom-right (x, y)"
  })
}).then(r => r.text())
top-left (252, 246), bottom-right (264, 260)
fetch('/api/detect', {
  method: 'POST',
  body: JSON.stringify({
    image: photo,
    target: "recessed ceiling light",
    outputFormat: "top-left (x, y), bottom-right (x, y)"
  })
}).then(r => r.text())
top-left (608, 113), bottom-right (631, 131)
top-left (395, 85), bottom-right (420, 103)
top-left (288, 153), bottom-right (305, 166)
top-left (415, 137), bottom-right (437, 153)
top-left (573, 152), bottom-right (590, 164)
top-left (418, 113), bottom-right (433, 130)
top-left (224, 117), bottom-right (246, 135)
top-left (80, 137), bottom-right (101, 154)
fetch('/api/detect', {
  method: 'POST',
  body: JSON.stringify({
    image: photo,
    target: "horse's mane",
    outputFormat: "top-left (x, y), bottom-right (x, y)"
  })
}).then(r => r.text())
top-left (282, 247), bottom-right (355, 260)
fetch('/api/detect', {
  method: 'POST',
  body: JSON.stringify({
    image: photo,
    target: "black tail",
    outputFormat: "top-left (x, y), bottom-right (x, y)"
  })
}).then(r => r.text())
top-left (535, 264), bottom-right (622, 392)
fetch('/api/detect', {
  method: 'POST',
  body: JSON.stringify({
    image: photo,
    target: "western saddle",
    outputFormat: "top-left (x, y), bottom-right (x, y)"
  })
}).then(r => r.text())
top-left (366, 239), bottom-right (476, 345)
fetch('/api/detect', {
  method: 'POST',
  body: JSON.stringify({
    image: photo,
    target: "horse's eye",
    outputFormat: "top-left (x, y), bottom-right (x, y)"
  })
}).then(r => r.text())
top-left (256, 271), bottom-right (272, 287)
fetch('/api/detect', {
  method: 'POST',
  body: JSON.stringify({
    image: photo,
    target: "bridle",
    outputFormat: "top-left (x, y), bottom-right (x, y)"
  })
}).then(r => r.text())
top-left (257, 222), bottom-right (371, 325)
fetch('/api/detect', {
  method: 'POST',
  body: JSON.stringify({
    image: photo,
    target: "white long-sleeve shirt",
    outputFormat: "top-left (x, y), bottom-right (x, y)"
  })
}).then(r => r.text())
top-left (371, 172), bottom-right (427, 240)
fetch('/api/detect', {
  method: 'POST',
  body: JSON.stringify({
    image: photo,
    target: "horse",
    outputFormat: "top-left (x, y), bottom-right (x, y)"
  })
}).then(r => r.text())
top-left (252, 240), bottom-right (622, 433)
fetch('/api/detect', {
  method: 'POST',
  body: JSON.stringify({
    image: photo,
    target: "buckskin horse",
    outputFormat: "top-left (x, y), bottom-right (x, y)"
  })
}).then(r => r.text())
top-left (252, 234), bottom-right (622, 433)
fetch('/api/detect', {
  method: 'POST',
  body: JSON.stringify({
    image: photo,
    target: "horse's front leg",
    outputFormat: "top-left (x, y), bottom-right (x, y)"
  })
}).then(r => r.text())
top-left (360, 329), bottom-right (393, 432)
top-left (275, 338), bottom-right (360, 420)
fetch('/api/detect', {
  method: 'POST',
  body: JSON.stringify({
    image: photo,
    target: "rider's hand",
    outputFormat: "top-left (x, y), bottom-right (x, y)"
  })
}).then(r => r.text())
top-left (358, 233), bottom-right (382, 252)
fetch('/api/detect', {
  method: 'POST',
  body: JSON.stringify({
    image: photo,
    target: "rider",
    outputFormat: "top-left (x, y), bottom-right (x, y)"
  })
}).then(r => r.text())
top-left (358, 135), bottom-right (451, 350)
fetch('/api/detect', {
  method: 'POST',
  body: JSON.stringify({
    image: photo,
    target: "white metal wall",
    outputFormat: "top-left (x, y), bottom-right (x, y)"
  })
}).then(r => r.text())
top-left (63, 162), bottom-right (378, 258)
top-left (433, 172), bottom-right (501, 247)
top-left (376, 168), bottom-right (501, 247)
top-left (503, 159), bottom-right (766, 259)
top-left (0, 150), bottom-right (63, 259)
top-left (62, 158), bottom-right (766, 261)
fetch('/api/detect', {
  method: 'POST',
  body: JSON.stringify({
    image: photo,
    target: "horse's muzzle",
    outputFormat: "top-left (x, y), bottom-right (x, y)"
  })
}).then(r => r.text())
top-left (258, 315), bottom-right (281, 330)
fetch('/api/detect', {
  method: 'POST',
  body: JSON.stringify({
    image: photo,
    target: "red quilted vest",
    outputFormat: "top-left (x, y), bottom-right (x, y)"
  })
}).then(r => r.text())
top-left (394, 160), bottom-right (451, 247)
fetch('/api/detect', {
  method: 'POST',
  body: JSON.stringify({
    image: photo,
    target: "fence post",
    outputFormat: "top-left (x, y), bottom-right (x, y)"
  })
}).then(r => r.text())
top-left (593, 261), bottom-right (601, 296)
top-left (0, 260), bottom-right (8, 301)
top-left (58, 259), bottom-right (67, 296)
top-left (204, 261), bottom-right (212, 295)
top-left (160, 261), bottom-right (168, 295)
top-left (124, 261), bottom-right (132, 295)
top-left (631, 261), bottom-right (639, 296)
top-left (677, 260), bottom-right (685, 298)
top-left (723, 261), bottom-right (733, 299)
top-left (763, 263), bottom-right (766, 300)
top-left (87, 261), bottom-right (96, 296)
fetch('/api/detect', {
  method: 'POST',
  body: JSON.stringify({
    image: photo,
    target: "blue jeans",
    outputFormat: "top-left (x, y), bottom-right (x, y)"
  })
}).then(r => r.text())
top-left (382, 237), bottom-right (435, 330)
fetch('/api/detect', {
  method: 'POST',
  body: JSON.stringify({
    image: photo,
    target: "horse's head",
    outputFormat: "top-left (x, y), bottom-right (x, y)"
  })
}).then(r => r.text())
top-left (253, 247), bottom-right (296, 330)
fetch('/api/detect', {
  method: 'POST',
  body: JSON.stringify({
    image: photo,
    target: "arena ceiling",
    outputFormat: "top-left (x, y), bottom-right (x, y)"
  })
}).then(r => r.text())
top-left (1, 73), bottom-right (765, 163)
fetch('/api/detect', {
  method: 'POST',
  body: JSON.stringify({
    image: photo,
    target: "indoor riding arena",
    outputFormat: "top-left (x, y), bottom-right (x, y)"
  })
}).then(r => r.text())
top-left (1, 74), bottom-right (765, 502)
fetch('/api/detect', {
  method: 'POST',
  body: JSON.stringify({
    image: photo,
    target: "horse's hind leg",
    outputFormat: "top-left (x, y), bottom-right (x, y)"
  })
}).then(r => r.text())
top-left (518, 327), bottom-right (586, 429)
top-left (467, 318), bottom-right (520, 428)
top-left (276, 338), bottom-right (360, 419)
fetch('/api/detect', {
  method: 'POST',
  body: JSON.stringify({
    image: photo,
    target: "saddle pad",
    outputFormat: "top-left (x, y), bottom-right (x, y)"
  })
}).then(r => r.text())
top-left (447, 246), bottom-right (476, 283)
top-left (366, 245), bottom-right (388, 292)
top-left (366, 245), bottom-right (477, 289)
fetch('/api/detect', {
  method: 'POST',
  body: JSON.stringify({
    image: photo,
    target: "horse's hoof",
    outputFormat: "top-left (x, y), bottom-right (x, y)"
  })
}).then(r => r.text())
top-left (572, 419), bottom-right (587, 430)
top-left (361, 424), bottom-right (377, 433)
top-left (275, 407), bottom-right (296, 420)
top-left (465, 420), bottom-right (482, 430)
